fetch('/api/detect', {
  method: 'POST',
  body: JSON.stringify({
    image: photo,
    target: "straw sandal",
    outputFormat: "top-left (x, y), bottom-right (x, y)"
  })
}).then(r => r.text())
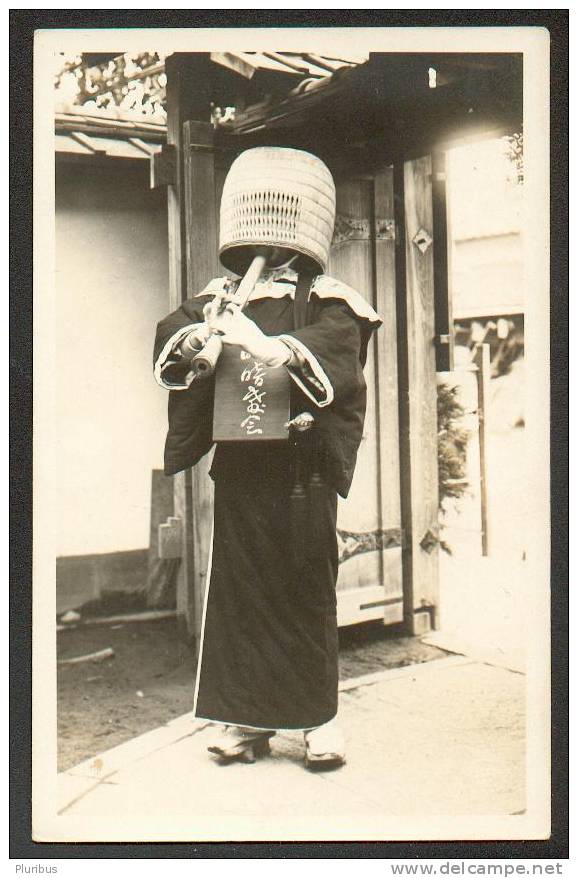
top-left (207, 725), bottom-right (275, 764)
top-left (304, 721), bottom-right (346, 770)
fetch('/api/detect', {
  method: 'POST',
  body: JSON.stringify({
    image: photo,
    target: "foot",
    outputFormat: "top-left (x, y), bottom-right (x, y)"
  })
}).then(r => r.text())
top-left (304, 720), bottom-right (346, 770)
top-left (207, 725), bottom-right (275, 763)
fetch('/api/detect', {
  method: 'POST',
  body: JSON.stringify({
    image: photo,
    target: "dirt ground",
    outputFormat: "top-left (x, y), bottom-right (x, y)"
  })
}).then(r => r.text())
top-left (57, 617), bottom-right (447, 771)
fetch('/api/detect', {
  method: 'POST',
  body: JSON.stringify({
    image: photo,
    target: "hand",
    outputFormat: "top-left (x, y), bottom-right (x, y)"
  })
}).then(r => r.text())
top-left (209, 303), bottom-right (290, 367)
top-left (202, 293), bottom-right (236, 329)
top-left (285, 412), bottom-right (315, 432)
top-left (178, 322), bottom-right (211, 357)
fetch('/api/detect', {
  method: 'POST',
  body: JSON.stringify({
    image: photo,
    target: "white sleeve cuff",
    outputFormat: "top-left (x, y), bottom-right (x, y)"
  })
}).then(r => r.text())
top-left (154, 323), bottom-right (203, 390)
top-left (277, 334), bottom-right (334, 408)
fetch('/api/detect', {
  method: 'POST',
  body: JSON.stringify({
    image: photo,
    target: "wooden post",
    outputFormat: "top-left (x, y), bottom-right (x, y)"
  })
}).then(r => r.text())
top-left (474, 342), bottom-right (491, 556)
top-left (182, 119), bottom-right (219, 652)
top-left (373, 167), bottom-right (403, 619)
top-left (164, 54), bottom-right (215, 644)
top-left (394, 156), bottom-right (440, 635)
top-left (432, 150), bottom-right (454, 372)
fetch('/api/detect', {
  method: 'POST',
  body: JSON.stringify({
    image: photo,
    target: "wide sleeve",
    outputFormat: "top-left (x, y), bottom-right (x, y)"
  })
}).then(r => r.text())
top-left (153, 296), bottom-right (212, 389)
top-left (278, 299), bottom-right (382, 408)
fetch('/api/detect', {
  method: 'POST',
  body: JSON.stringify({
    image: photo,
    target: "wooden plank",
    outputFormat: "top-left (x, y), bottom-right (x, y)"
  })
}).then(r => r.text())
top-left (432, 150), bottom-right (454, 371)
top-left (336, 586), bottom-right (403, 628)
top-left (394, 156), bottom-right (440, 633)
top-left (182, 117), bottom-right (220, 653)
top-left (373, 167), bottom-right (403, 616)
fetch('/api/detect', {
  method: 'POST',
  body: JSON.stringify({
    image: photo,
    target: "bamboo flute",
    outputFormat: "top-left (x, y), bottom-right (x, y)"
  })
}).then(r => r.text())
top-left (191, 253), bottom-right (268, 378)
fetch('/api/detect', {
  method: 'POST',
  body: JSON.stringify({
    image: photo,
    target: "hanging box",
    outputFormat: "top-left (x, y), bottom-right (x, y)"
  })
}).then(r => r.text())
top-left (212, 344), bottom-right (291, 441)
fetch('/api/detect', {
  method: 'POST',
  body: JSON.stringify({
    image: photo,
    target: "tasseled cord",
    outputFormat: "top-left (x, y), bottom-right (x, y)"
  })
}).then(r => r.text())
top-left (308, 429), bottom-right (326, 552)
top-left (289, 428), bottom-right (308, 572)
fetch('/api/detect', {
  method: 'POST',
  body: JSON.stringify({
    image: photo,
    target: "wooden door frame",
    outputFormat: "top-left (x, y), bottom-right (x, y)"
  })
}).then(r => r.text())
top-left (161, 54), bottom-right (449, 643)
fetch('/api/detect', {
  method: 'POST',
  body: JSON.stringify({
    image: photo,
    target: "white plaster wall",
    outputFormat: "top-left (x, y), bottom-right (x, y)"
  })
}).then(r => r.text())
top-left (452, 233), bottom-right (524, 318)
top-left (55, 159), bottom-right (169, 556)
top-left (447, 139), bottom-right (524, 319)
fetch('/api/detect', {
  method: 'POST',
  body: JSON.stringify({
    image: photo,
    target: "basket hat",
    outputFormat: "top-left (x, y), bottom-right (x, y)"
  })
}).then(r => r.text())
top-left (219, 147), bottom-right (336, 275)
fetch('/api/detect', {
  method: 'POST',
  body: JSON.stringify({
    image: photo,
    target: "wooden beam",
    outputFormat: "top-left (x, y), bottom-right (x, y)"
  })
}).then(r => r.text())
top-left (394, 156), bottom-right (440, 635)
top-left (125, 61), bottom-right (165, 82)
top-left (301, 53), bottom-right (343, 73)
top-left (128, 136), bottom-right (156, 157)
top-left (261, 51), bottom-right (313, 76)
top-left (56, 113), bottom-right (166, 142)
top-left (69, 131), bottom-right (106, 155)
top-left (210, 51), bottom-right (257, 80)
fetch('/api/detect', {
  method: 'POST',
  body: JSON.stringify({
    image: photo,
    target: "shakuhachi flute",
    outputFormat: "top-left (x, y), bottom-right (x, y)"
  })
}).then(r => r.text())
top-left (191, 253), bottom-right (268, 378)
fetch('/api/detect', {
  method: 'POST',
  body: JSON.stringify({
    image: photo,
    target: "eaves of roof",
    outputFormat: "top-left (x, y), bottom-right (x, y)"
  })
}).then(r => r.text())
top-left (55, 107), bottom-right (166, 160)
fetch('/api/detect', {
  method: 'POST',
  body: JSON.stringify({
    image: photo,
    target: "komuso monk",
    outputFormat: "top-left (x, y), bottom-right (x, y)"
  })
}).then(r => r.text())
top-left (153, 147), bottom-right (381, 768)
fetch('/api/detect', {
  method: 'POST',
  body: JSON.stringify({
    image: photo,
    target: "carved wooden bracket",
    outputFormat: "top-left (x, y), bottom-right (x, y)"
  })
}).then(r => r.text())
top-left (158, 515), bottom-right (182, 559)
top-left (150, 143), bottom-right (176, 189)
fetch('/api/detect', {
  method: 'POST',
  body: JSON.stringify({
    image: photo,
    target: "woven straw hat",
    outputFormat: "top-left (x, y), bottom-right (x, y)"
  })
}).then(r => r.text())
top-left (219, 147), bottom-right (336, 275)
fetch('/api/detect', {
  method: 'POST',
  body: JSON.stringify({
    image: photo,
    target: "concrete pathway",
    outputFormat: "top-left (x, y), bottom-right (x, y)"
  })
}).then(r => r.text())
top-left (56, 654), bottom-right (525, 837)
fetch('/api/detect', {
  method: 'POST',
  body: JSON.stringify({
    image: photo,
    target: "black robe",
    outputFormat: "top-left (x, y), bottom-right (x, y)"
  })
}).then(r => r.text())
top-left (153, 271), bottom-right (381, 729)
